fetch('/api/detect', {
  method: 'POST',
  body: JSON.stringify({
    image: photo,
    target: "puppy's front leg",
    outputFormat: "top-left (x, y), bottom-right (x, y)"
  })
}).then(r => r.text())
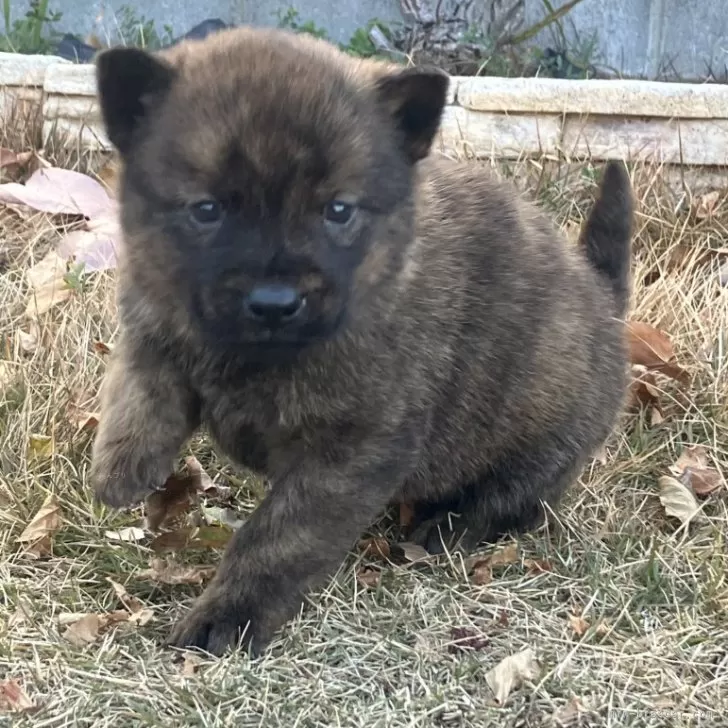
top-left (167, 446), bottom-right (413, 656)
top-left (89, 336), bottom-right (200, 508)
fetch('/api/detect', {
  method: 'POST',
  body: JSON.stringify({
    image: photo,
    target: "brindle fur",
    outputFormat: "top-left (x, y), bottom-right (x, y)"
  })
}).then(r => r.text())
top-left (90, 26), bottom-right (634, 656)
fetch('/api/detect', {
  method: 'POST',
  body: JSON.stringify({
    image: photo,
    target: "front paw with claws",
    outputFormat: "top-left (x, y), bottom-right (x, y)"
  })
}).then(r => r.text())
top-left (166, 586), bottom-right (272, 658)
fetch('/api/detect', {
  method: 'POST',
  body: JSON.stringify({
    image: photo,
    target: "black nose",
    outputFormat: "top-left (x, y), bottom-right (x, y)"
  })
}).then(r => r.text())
top-left (244, 284), bottom-right (304, 325)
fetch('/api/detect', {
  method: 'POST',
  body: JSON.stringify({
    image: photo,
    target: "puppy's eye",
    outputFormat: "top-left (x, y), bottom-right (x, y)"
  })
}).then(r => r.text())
top-left (189, 199), bottom-right (223, 225)
top-left (324, 200), bottom-right (355, 225)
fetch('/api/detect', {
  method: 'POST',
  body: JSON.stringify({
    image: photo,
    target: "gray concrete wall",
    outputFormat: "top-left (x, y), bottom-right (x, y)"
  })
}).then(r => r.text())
top-left (9, 0), bottom-right (728, 80)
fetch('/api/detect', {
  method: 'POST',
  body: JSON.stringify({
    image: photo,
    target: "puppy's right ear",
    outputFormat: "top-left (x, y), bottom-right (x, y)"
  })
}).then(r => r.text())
top-left (95, 47), bottom-right (176, 157)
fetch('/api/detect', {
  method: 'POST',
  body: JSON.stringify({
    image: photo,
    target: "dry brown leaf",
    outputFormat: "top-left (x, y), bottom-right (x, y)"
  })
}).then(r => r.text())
top-left (670, 445), bottom-right (724, 497)
top-left (181, 652), bottom-right (204, 677)
top-left (626, 321), bottom-right (688, 384)
top-left (183, 455), bottom-right (228, 497)
top-left (357, 537), bottom-right (391, 561)
top-left (93, 340), bottom-right (111, 356)
top-left (356, 567), bottom-right (381, 588)
top-left (16, 494), bottom-right (62, 558)
top-left (524, 558), bottom-right (552, 575)
top-left (398, 542), bottom-right (429, 563)
top-left (137, 557), bottom-right (216, 585)
top-left (488, 543), bottom-right (519, 567)
top-left (0, 678), bottom-right (34, 713)
top-left (485, 647), bottom-right (541, 705)
top-left (105, 526), bottom-right (145, 543)
top-left (144, 472), bottom-right (200, 532)
top-left (62, 613), bottom-right (102, 647)
top-left (448, 626), bottom-right (489, 653)
top-left (568, 614), bottom-right (589, 637)
top-left (552, 697), bottom-right (586, 727)
top-left (471, 560), bottom-right (493, 585)
top-left (150, 524), bottom-right (234, 553)
top-left (658, 476), bottom-right (701, 525)
top-left (17, 324), bottom-right (38, 354)
top-left (24, 248), bottom-right (73, 317)
top-left (693, 190), bottom-right (722, 219)
top-left (106, 577), bottom-right (146, 614)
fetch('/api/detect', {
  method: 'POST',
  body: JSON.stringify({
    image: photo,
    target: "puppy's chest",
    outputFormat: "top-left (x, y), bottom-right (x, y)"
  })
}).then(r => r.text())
top-left (196, 376), bottom-right (357, 474)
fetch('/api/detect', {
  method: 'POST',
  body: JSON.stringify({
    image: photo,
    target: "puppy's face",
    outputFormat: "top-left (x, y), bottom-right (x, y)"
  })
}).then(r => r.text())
top-left (96, 28), bottom-right (448, 358)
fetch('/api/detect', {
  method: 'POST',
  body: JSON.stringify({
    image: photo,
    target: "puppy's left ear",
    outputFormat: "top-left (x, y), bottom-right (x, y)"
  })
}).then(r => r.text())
top-left (95, 46), bottom-right (177, 158)
top-left (375, 66), bottom-right (449, 163)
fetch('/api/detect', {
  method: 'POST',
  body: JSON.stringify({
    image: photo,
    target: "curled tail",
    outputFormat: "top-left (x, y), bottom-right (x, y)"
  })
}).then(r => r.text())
top-left (580, 161), bottom-right (634, 318)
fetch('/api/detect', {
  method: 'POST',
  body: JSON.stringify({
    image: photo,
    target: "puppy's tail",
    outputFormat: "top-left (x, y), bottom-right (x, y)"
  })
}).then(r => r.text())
top-left (580, 161), bottom-right (634, 318)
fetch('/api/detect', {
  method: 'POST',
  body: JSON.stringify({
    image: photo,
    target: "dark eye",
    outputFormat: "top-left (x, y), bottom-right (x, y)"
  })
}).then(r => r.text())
top-left (324, 200), bottom-right (355, 225)
top-left (189, 199), bottom-right (223, 225)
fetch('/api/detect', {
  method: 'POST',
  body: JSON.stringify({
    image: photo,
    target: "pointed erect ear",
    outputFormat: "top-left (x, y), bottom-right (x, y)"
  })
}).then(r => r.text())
top-left (95, 47), bottom-right (176, 157)
top-left (374, 66), bottom-right (449, 163)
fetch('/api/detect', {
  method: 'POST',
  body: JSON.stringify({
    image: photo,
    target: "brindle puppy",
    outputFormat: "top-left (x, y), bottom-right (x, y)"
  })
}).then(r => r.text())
top-left (90, 25), bottom-right (633, 656)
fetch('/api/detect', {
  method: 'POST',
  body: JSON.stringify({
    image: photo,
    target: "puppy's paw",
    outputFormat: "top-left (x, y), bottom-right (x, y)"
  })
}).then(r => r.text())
top-left (166, 587), bottom-right (269, 658)
top-left (410, 513), bottom-right (480, 555)
top-left (89, 446), bottom-right (170, 509)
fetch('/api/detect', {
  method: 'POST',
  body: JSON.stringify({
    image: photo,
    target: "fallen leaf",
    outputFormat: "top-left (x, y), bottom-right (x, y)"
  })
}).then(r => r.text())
top-left (27, 433), bottom-right (55, 461)
top-left (150, 525), bottom-right (234, 553)
top-left (104, 526), bottom-right (146, 543)
top-left (201, 505), bottom-right (245, 530)
top-left (93, 340), bottom-right (111, 355)
top-left (568, 614), bottom-right (589, 637)
top-left (107, 578), bottom-right (146, 614)
top-left (448, 626), bottom-right (489, 653)
top-left (17, 324), bottom-right (38, 354)
top-left (183, 455), bottom-right (226, 497)
top-left (137, 557), bottom-right (216, 585)
top-left (488, 543), bottom-right (519, 567)
top-left (356, 567), bottom-right (381, 588)
top-left (495, 610), bottom-right (510, 627)
top-left (16, 494), bottom-right (62, 558)
top-left (472, 561), bottom-right (493, 585)
top-left (0, 678), bottom-right (34, 712)
top-left (357, 537), bottom-right (391, 561)
top-left (524, 558), bottom-right (552, 574)
top-left (395, 541), bottom-right (430, 563)
top-left (552, 697), bottom-right (586, 727)
top-left (658, 475), bottom-right (701, 525)
top-left (0, 361), bottom-right (18, 387)
top-left (693, 190), bottom-right (722, 219)
top-left (485, 647), bottom-right (541, 705)
top-left (57, 215), bottom-right (121, 272)
top-left (24, 248), bottom-right (73, 317)
top-left (628, 365), bottom-right (665, 424)
top-left (0, 147), bottom-right (34, 171)
top-left (0, 166), bottom-right (114, 218)
top-left (626, 321), bottom-right (688, 384)
top-left (62, 613), bottom-right (101, 647)
top-left (670, 445), bottom-right (724, 497)
top-left (144, 473), bottom-right (200, 532)
top-left (399, 501), bottom-right (415, 528)
top-left (181, 652), bottom-right (204, 677)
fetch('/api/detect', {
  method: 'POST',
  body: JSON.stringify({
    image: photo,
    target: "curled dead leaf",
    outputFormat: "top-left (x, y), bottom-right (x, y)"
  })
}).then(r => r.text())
top-left (137, 557), bottom-right (216, 586)
top-left (693, 190), bottom-right (722, 219)
top-left (144, 472), bottom-right (200, 532)
top-left (24, 248), bottom-right (74, 318)
top-left (399, 501), bottom-right (415, 528)
top-left (658, 475), bottom-right (702, 525)
top-left (93, 340), bottom-right (111, 356)
top-left (568, 614), bottom-right (589, 637)
top-left (183, 455), bottom-right (229, 498)
top-left (0, 678), bottom-right (35, 713)
top-left (470, 542), bottom-right (520, 584)
top-left (356, 567), bottom-right (381, 588)
top-left (670, 445), bottom-right (724, 497)
top-left (552, 697), bottom-right (587, 727)
top-left (626, 321), bottom-right (688, 384)
top-left (62, 613), bottom-right (102, 647)
top-left (357, 537), bottom-right (391, 561)
top-left (16, 493), bottom-right (62, 558)
top-left (181, 652), bottom-right (204, 677)
top-left (448, 626), bottom-right (489, 653)
top-left (524, 558), bottom-right (552, 575)
top-left (485, 647), bottom-right (541, 705)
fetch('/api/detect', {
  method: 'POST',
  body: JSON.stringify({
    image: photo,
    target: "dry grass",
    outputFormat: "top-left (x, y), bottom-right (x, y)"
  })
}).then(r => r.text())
top-left (1, 108), bottom-right (727, 728)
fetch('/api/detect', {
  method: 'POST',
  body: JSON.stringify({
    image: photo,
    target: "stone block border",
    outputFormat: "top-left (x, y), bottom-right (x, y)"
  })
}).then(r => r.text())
top-left (2, 52), bottom-right (728, 168)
